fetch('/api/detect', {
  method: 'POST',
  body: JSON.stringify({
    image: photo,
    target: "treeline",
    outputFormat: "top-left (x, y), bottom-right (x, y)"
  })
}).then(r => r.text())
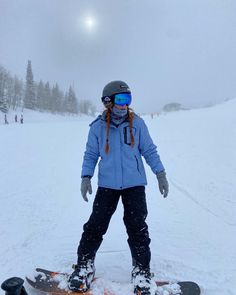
top-left (0, 61), bottom-right (96, 116)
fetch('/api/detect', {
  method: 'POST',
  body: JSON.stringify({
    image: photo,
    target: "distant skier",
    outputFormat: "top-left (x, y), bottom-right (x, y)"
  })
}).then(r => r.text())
top-left (20, 114), bottom-right (23, 124)
top-left (69, 81), bottom-right (169, 295)
top-left (4, 114), bottom-right (9, 124)
top-left (15, 114), bottom-right (18, 122)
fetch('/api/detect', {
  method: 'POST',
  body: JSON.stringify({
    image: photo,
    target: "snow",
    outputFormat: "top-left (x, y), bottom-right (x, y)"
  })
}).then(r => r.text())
top-left (0, 100), bottom-right (236, 295)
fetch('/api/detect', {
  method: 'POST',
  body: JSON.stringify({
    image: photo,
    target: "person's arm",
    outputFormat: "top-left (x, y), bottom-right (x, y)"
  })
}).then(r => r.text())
top-left (81, 126), bottom-right (99, 178)
top-left (139, 119), bottom-right (169, 197)
top-left (138, 119), bottom-right (165, 174)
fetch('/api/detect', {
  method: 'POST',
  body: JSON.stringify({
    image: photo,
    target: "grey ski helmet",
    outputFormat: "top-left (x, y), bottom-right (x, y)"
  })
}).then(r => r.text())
top-left (101, 80), bottom-right (131, 107)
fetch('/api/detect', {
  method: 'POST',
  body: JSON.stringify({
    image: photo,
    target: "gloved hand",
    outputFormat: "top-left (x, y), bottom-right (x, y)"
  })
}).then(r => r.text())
top-left (156, 171), bottom-right (169, 198)
top-left (81, 176), bottom-right (92, 202)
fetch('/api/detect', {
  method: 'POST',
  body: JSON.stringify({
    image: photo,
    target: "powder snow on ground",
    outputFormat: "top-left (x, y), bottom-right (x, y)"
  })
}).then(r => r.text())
top-left (0, 99), bottom-right (235, 295)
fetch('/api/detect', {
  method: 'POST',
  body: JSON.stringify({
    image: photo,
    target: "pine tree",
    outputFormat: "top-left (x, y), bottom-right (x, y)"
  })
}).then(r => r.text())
top-left (66, 85), bottom-right (78, 114)
top-left (44, 82), bottom-right (51, 111)
top-left (24, 60), bottom-right (36, 110)
top-left (36, 80), bottom-right (45, 110)
top-left (0, 92), bottom-right (3, 112)
top-left (0, 97), bottom-right (4, 113)
top-left (0, 97), bottom-right (9, 114)
top-left (51, 83), bottom-right (63, 113)
top-left (78, 99), bottom-right (96, 116)
top-left (1, 63), bottom-right (84, 116)
top-left (5, 76), bottom-right (14, 108)
top-left (12, 76), bottom-right (23, 111)
top-left (0, 66), bottom-right (8, 110)
top-left (0, 67), bottom-right (9, 114)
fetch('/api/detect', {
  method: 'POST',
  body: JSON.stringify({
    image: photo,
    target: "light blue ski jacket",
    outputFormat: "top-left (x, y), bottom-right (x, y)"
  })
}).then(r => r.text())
top-left (81, 113), bottom-right (165, 190)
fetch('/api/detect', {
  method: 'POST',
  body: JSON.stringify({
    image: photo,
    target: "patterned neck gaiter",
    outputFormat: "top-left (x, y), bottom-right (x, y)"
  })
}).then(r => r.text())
top-left (111, 107), bottom-right (128, 125)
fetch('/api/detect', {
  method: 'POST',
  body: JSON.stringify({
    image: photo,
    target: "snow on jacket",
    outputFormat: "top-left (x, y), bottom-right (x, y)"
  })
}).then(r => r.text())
top-left (81, 113), bottom-right (165, 190)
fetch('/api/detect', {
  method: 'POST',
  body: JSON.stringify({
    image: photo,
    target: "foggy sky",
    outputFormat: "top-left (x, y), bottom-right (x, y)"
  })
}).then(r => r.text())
top-left (0, 0), bottom-right (236, 113)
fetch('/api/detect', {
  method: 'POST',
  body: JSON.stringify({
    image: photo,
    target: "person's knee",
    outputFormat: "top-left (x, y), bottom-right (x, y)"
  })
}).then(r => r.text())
top-left (124, 219), bottom-right (149, 238)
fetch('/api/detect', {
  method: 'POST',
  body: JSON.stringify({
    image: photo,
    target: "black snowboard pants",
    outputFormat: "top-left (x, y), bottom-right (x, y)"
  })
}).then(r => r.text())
top-left (77, 186), bottom-right (151, 269)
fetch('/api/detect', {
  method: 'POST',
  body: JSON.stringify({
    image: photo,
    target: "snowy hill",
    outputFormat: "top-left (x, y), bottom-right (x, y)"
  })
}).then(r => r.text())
top-left (0, 100), bottom-right (236, 295)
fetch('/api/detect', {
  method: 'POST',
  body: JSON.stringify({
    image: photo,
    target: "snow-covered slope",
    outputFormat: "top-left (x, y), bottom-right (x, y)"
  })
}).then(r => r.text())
top-left (0, 100), bottom-right (235, 295)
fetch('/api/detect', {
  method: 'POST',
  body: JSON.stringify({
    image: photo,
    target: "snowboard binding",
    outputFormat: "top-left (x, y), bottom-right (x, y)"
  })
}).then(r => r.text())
top-left (68, 261), bottom-right (95, 292)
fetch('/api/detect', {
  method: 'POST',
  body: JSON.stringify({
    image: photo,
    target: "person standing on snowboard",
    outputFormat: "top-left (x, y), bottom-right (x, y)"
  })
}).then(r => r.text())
top-left (69, 81), bottom-right (169, 295)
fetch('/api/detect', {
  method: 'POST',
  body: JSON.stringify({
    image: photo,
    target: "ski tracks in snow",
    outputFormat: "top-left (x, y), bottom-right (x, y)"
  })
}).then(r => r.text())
top-left (170, 178), bottom-right (235, 227)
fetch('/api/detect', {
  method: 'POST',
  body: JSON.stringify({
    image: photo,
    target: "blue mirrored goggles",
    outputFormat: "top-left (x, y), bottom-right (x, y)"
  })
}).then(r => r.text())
top-left (113, 93), bottom-right (132, 106)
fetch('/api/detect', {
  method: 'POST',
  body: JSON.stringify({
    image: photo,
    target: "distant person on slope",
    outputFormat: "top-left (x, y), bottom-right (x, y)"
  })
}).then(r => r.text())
top-left (4, 114), bottom-right (9, 124)
top-left (69, 81), bottom-right (169, 295)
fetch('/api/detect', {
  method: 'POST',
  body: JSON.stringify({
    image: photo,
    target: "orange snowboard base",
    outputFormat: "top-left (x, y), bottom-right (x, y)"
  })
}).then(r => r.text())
top-left (26, 267), bottom-right (201, 295)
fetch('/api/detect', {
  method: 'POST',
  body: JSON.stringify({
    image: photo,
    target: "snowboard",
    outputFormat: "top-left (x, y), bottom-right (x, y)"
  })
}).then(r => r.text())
top-left (26, 268), bottom-right (201, 295)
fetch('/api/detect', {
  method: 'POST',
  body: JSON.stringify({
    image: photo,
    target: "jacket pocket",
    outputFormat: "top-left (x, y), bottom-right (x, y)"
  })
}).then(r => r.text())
top-left (123, 126), bottom-right (136, 146)
top-left (135, 155), bottom-right (141, 174)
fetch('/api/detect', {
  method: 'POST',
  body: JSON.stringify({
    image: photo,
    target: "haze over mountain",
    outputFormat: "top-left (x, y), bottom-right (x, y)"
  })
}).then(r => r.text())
top-left (1, 0), bottom-right (236, 113)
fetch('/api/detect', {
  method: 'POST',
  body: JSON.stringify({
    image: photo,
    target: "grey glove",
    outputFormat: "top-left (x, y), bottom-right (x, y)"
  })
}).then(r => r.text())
top-left (156, 171), bottom-right (169, 198)
top-left (81, 176), bottom-right (92, 202)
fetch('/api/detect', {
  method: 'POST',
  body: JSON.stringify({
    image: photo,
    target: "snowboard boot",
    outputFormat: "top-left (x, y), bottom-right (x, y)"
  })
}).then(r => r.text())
top-left (131, 266), bottom-right (153, 295)
top-left (68, 260), bottom-right (95, 292)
